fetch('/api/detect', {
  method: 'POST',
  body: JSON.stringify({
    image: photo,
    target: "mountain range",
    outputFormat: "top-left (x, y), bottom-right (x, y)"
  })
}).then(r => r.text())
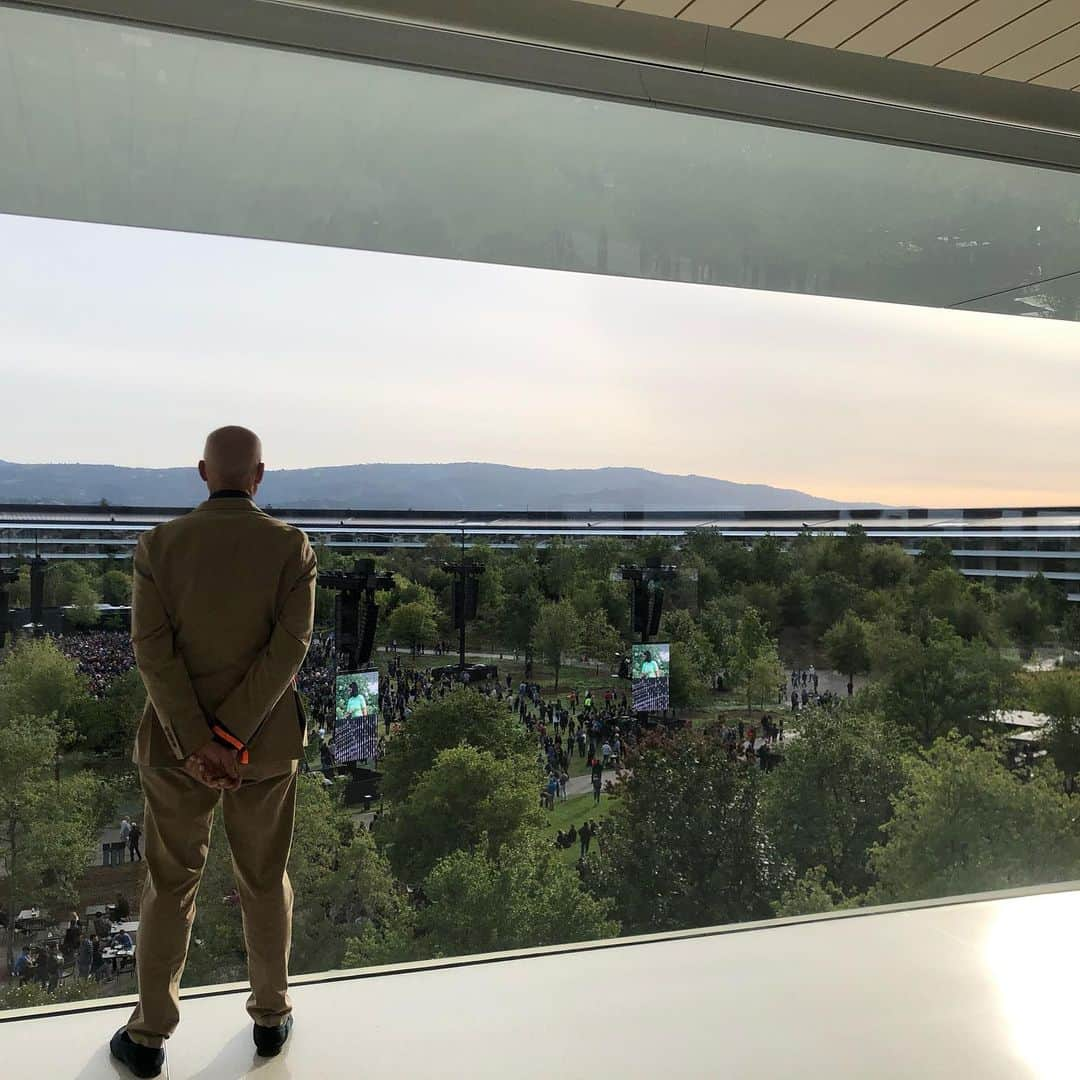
top-left (0, 461), bottom-right (866, 511)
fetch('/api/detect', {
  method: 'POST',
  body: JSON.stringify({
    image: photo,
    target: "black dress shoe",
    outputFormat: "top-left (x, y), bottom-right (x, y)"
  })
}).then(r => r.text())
top-left (109, 1028), bottom-right (164, 1079)
top-left (253, 1015), bottom-right (293, 1057)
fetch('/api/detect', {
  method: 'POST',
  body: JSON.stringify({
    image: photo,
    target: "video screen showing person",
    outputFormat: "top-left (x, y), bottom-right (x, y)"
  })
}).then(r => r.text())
top-left (631, 643), bottom-right (670, 712)
top-left (329, 670), bottom-right (380, 765)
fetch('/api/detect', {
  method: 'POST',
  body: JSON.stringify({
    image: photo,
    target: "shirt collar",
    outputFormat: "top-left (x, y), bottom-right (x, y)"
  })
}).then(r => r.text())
top-left (208, 489), bottom-right (252, 500)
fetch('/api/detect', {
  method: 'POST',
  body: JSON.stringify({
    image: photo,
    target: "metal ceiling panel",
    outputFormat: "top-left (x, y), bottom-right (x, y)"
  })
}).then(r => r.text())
top-left (735, 0), bottom-right (837, 38)
top-left (839, 1), bottom-right (974, 58)
top-left (941, 0), bottom-right (1080, 74)
top-left (617, 0), bottom-right (688, 16)
top-left (1033, 52), bottom-right (1080, 88)
top-left (987, 21), bottom-right (1080, 82)
top-left (890, 0), bottom-right (1049, 67)
top-left (786, 0), bottom-right (902, 49)
top-left (678, 0), bottom-right (763, 28)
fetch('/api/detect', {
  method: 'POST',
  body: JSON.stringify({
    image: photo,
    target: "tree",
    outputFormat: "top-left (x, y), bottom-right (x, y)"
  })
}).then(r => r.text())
top-left (413, 835), bottom-right (618, 958)
top-left (772, 866), bottom-right (855, 918)
top-left (808, 571), bottom-right (858, 636)
top-left (871, 618), bottom-right (1016, 745)
top-left (0, 717), bottom-right (106, 967)
top-left (870, 735), bottom-right (1080, 902)
top-left (388, 599), bottom-right (439, 653)
top-left (100, 569), bottom-right (133, 606)
top-left (1061, 605), bottom-right (1080, 653)
top-left (381, 745), bottom-right (541, 882)
top-left (1030, 670), bottom-right (1080, 789)
top-left (744, 645), bottom-right (784, 714)
top-left (823, 612), bottom-right (871, 685)
top-left (580, 609), bottom-right (621, 668)
top-left (499, 552), bottom-right (543, 655)
top-left (591, 731), bottom-right (784, 933)
top-left (531, 600), bottom-right (583, 690)
top-left (75, 666), bottom-right (145, 754)
top-left (730, 607), bottom-right (780, 715)
top-left (66, 581), bottom-right (102, 629)
top-left (999, 588), bottom-right (1048, 659)
top-left (763, 707), bottom-right (905, 893)
top-left (0, 637), bottom-right (87, 726)
top-left (541, 540), bottom-right (579, 600)
top-left (379, 690), bottom-right (529, 805)
top-left (663, 609), bottom-right (718, 708)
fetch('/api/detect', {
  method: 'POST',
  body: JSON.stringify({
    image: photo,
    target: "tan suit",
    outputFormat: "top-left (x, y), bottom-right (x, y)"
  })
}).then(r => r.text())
top-left (126, 495), bottom-right (316, 1049)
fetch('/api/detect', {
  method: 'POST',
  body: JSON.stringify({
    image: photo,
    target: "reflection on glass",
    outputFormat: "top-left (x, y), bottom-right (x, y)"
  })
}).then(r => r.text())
top-left (0, 4), bottom-right (1078, 316)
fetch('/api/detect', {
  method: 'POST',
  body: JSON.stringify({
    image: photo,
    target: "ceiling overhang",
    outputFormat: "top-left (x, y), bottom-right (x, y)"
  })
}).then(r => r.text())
top-left (2, 0), bottom-right (1079, 321)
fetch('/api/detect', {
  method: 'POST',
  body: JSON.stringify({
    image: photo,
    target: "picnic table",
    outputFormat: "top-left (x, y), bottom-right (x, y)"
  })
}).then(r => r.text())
top-left (100, 944), bottom-right (135, 977)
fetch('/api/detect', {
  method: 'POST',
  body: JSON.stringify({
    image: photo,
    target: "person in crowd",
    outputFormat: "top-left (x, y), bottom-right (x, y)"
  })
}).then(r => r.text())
top-left (13, 944), bottom-right (34, 981)
top-left (580, 820), bottom-right (592, 856)
top-left (78, 934), bottom-right (94, 979)
top-left (591, 768), bottom-right (603, 805)
top-left (115, 893), bottom-right (131, 922)
top-left (63, 915), bottom-right (82, 961)
top-left (115, 927), bottom-right (135, 952)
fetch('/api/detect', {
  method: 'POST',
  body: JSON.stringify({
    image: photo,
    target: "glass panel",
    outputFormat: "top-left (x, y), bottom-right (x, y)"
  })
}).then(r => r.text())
top-left (3, 1), bottom-right (1080, 1033)
top-left (0, 3), bottom-right (1079, 317)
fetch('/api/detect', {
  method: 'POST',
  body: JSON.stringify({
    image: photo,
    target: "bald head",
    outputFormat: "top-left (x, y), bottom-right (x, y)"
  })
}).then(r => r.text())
top-left (198, 426), bottom-right (265, 496)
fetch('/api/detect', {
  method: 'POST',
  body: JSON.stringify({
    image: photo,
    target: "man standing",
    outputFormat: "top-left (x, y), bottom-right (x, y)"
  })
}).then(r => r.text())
top-left (119, 816), bottom-right (131, 863)
top-left (110, 427), bottom-right (316, 1080)
top-left (129, 819), bottom-right (142, 862)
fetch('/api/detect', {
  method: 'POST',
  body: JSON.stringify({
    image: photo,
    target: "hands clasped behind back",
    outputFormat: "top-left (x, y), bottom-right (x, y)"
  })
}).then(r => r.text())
top-left (183, 739), bottom-right (243, 791)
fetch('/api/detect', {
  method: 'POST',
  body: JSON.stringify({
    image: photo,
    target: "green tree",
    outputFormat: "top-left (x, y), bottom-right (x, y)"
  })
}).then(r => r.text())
top-left (66, 581), bottom-right (102, 629)
top-left (0, 637), bottom-right (87, 726)
top-left (388, 599), bottom-right (440, 653)
top-left (413, 835), bottom-right (618, 958)
top-left (1030, 670), bottom-right (1080, 789)
top-left (999, 588), bottom-right (1048, 659)
top-left (772, 866), bottom-right (855, 918)
top-left (541, 540), bottom-right (579, 600)
top-left (763, 707), bottom-right (905, 893)
top-left (870, 735), bottom-right (1080, 902)
top-left (75, 666), bottom-right (146, 754)
top-left (663, 609), bottom-right (718, 708)
top-left (382, 745), bottom-right (541, 883)
top-left (808, 571), bottom-right (858, 636)
top-left (823, 612), bottom-right (872, 684)
top-left (592, 731), bottom-right (784, 933)
top-left (1061, 606), bottom-right (1080, 653)
top-left (580, 609), bottom-right (622, 667)
top-left (531, 600), bottom-right (583, 690)
top-left (100, 569), bottom-right (133, 606)
top-left (872, 619), bottom-right (1016, 745)
top-left (730, 607), bottom-right (779, 715)
top-left (0, 717), bottom-right (105, 967)
top-left (379, 690), bottom-right (528, 805)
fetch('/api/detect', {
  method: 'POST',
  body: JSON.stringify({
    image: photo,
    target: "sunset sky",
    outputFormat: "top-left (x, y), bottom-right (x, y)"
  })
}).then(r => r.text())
top-left (2, 211), bottom-right (1079, 508)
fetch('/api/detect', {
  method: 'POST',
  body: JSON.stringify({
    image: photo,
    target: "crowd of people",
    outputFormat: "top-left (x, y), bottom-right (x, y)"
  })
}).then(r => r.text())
top-left (11, 897), bottom-right (134, 989)
top-left (54, 631), bottom-right (136, 698)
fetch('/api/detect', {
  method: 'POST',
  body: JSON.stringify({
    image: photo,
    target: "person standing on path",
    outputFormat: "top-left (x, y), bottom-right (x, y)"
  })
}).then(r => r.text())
top-left (128, 819), bottom-right (142, 862)
top-left (119, 816), bottom-right (131, 863)
top-left (110, 427), bottom-right (316, 1080)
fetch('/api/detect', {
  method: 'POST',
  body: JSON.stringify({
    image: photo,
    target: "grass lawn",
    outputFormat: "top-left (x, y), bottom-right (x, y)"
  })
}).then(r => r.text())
top-left (538, 791), bottom-right (614, 867)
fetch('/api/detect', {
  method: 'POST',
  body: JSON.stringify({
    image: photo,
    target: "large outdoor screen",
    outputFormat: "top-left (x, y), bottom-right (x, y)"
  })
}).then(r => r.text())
top-left (329, 670), bottom-right (380, 765)
top-left (631, 643), bottom-right (670, 712)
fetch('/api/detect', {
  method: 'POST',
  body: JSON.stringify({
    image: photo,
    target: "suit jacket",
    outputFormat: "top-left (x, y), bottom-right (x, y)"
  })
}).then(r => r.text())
top-left (131, 495), bottom-right (317, 771)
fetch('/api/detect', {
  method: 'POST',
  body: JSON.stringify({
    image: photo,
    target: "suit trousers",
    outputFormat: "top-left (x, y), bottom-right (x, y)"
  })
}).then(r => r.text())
top-left (126, 762), bottom-right (298, 1048)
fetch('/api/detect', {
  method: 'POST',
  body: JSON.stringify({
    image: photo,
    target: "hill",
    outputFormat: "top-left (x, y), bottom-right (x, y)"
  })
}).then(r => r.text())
top-left (0, 460), bottom-right (866, 511)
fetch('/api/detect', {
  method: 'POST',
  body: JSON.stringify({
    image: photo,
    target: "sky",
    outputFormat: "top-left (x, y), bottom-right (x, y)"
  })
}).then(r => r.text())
top-left (2, 211), bottom-right (1079, 507)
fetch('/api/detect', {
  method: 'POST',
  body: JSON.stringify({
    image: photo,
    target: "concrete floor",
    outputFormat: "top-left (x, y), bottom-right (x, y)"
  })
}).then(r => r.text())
top-left (1, 885), bottom-right (1077, 1079)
